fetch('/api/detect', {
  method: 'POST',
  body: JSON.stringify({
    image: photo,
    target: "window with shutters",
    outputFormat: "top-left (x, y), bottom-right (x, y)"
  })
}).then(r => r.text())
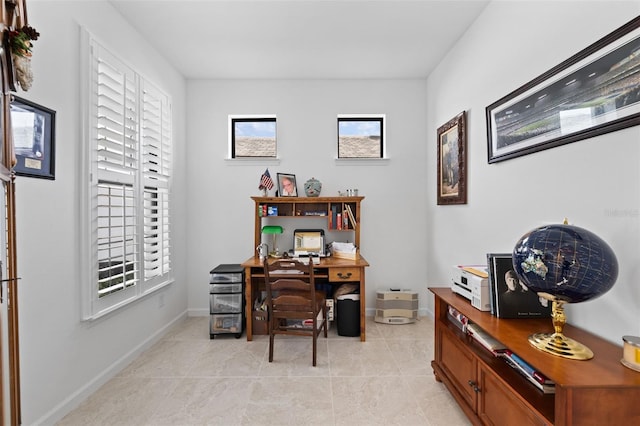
top-left (81, 30), bottom-right (173, 319)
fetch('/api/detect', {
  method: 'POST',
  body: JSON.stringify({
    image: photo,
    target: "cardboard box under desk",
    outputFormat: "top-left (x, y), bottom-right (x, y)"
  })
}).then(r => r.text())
top-left (252, 310), bottom-right (268, 335)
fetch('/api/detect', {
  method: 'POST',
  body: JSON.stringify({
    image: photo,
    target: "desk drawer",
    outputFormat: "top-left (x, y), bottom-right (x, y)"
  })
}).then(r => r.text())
top-left (329, 267), bottom-right (360, 282)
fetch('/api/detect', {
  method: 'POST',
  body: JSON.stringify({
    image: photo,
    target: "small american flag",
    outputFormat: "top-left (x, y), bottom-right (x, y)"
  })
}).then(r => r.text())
top-left (259, 168), bottom-right (274, 190)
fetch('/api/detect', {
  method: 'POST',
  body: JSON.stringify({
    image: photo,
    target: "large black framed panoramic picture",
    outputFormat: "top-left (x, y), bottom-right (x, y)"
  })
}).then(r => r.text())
top-left (487, 16), bottom-right (640, 163)
top-left (10, 96), bottom-right (56, 179)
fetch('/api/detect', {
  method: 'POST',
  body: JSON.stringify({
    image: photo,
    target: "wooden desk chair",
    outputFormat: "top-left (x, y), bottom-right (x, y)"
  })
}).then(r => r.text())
top-left (263, 258), bottom-right (328, 366)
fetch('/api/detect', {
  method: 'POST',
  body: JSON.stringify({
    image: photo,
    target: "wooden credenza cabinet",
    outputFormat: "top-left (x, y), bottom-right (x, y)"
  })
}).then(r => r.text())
top-left (430, 287), bottom-right (640, 425)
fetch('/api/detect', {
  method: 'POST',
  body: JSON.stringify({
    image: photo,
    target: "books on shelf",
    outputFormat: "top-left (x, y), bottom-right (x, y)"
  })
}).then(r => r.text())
top-left (447, 305), bottom-right (468, 332)
top-left (466, 321), bottom-right (555, 394)
top-left (345, 204), bottom-right (357, 228)
top-left (331, 205), bottom-right (338, 229)
top-left (328, 204), bottom-right (357, 230)
top-left (466, 323), bottom-right (507, 356)
top-left (499, 350), bottom-right (556, 394)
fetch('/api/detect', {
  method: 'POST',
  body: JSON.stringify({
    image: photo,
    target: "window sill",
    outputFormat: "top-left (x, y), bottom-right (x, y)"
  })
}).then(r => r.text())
top-left (225, 158), bottom-right (281, 166)
top-left (334, 158), bottom-right (390, 166)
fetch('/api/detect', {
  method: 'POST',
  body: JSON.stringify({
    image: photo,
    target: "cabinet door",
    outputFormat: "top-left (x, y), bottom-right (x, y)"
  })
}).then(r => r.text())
top-left (477, 365), bottom-right (549, 426)
top-left (440, 328), bottom-right (477, 409)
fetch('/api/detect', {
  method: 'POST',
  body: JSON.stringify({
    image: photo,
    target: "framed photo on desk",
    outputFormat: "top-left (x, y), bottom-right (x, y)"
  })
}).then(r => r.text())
top-left (277, 173), bottom-right (297, 197)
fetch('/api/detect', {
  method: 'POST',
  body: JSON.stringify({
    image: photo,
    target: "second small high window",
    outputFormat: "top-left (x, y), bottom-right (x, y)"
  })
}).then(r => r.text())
top-left (337, 114), bottom-right (385, 159)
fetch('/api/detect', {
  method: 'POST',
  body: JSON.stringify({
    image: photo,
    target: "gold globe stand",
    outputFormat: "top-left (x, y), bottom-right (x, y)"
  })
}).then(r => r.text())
top-left (529, 299), bottom-right (594, 360)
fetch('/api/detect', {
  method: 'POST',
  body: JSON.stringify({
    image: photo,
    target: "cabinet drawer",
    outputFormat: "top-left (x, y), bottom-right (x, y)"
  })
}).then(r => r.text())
top-left (210, 313), bottom-right (242, 334)
top-left (210, 293), bottom-right (243, 313)
top-left (209, 282), bottom-right (243, 294)
top-left (329, 267), bottom-right (360, 282)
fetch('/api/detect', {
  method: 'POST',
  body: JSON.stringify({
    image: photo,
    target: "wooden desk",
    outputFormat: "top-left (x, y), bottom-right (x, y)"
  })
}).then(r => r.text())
top-left (242, 255), bottom-right (369, 341)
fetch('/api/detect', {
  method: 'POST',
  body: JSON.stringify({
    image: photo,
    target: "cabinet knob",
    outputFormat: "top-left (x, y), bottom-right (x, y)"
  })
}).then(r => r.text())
top-left (337, 272), bottom-right (352, 279)
top-left (468, 380), bottom-right (475, 387)
top-left (473, 385), bottom-right (481, 393)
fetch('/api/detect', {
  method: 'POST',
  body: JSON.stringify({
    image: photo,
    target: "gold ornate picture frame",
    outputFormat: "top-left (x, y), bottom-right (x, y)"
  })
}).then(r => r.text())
top-left (437, 111), bottom-right (466, 205)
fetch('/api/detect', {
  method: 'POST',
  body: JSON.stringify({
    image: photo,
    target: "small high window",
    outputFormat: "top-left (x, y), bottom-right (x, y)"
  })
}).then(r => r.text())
top-left (337, 114), bottom-right (385, 158)
top-left (229, 115), bottom-right (277, 158)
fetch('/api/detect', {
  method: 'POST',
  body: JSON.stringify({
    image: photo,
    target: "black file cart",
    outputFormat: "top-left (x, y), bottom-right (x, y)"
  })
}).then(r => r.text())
top-left (209, 264), bottom-right (245, 339)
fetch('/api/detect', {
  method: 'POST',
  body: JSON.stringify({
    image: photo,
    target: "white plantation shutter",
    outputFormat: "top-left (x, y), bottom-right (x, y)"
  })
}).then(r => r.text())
top-left (141, 81), bottom-right (171, 285)
top-left (96, 182), bottom-right (138, 297)
top-left (96, 46), bottom-right (138, 179)
top-left (94, 41), bottom-right (140, 301)
top-left (83, 30), bottom-right (173, 319)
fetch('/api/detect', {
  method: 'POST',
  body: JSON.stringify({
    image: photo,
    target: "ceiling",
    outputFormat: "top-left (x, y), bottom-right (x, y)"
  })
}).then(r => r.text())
top-left (108, 0), bottom-right (489, 80)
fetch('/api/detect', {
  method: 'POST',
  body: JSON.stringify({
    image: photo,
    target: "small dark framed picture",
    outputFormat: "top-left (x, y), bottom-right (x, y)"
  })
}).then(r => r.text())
top-left (437, 111), bottom-right (466, 205)
top-left (11, 96), bottom-right (56, 179)
top-left (277, 173), bottom-right (297, 197)
top-left (487, 253), bottom-right (552, 319)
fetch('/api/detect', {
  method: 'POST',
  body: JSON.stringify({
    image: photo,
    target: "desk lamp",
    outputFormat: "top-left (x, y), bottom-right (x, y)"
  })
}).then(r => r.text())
top-left (261, 225), bottom-right (283, 257)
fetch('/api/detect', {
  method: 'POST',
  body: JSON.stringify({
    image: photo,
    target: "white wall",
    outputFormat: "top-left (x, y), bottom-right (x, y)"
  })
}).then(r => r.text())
top-left (14, 0), bottom-right (640, 424)
top-left (20, 2), bottom-right (187, 424)
top-left (426, 1), bottom-right (640, 343)
top-left (185, 79), bottom-right (429, 316)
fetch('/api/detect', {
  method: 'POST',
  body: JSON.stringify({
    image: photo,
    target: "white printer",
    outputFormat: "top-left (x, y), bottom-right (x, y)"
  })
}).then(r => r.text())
top-left (450, 265), bottom-right (490, 311)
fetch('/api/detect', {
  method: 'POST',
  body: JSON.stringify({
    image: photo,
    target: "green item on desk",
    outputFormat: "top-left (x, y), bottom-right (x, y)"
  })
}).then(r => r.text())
top-left (262, 225), bottom-right (283, 234)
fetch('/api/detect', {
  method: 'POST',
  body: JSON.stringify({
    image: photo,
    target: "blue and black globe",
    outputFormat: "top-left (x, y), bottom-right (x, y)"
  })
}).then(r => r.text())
top-left (512, 224), bottom-right (618, 304)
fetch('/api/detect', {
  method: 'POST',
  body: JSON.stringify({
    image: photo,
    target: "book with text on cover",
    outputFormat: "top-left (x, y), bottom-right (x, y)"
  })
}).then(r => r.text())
top-left (487, 253), bottom-right (553, 319)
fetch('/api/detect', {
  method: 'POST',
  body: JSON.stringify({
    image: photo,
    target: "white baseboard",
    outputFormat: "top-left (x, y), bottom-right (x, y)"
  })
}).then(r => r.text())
top-left (35, 310), bottom-right (188, 426)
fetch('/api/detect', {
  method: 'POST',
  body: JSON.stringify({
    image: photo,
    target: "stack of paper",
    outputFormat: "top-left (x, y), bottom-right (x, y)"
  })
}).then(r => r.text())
top-left (330, 242), bottom-right (358, 260)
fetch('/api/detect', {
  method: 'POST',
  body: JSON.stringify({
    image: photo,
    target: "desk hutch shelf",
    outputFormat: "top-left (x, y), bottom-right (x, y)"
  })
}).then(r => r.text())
top-left (250, 196), bottom-right (364, 250)
top-left (430, 287), bottom-right (640, 425)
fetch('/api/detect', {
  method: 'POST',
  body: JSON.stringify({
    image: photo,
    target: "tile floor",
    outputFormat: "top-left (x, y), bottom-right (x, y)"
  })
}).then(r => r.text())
top-left (58, 316), bottom-right (470, 426)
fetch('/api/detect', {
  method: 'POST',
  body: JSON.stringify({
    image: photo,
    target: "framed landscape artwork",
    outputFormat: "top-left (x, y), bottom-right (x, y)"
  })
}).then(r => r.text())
top-left (487, 16), bottom-right (640, 163)
top-left (437, 111), bottom-right (466, 205)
